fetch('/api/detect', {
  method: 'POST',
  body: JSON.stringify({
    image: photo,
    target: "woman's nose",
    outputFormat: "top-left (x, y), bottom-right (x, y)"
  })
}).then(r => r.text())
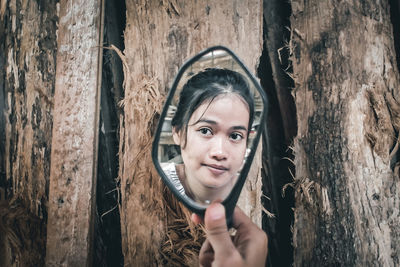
top-left (209, 137), bottom-right (228, 160)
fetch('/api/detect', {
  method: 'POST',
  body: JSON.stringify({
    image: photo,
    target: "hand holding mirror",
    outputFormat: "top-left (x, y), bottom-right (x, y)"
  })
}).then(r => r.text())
top-left (152, 46), bottom-right (267, 227)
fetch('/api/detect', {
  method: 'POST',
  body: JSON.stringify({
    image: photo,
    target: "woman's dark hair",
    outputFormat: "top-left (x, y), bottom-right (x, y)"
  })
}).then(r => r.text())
top-left (171, 68), bottom-right (254, 147)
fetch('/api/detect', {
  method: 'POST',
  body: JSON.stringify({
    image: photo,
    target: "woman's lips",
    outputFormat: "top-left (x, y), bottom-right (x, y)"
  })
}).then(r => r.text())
top-left (203, 164), bottom-right (228, 175)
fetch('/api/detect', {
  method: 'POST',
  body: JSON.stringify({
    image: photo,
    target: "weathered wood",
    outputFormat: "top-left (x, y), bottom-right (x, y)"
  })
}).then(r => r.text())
top-left (1, 1), bottom-right (58, 265)
top-left (121, 0), bottom-right (263, 265)
top-left (290, 0), bottom-right (400, 265)
top-left (45, 0), bottom-right (104, 266)
top-left (1, 0), bottom-right (58, 218)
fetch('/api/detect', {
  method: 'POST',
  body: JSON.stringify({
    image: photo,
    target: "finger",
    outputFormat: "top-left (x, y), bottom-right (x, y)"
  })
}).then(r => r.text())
top-left (232, 206), bottom-right (268, 266)
top-left (199, 239), bottom-right (214, 267)
top-left (233, 206), bottom-right (267, 242)
top-left (204, 203), bottom-right (236, 256)
top-left (191, 213), bottom-right (203, 225)
top-left (232, 206), bottom-right (253, 229)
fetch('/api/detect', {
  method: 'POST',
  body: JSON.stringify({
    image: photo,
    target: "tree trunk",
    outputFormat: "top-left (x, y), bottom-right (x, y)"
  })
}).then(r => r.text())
top-left (1, 0), bottom-right (57, 221)
top-left (290, 0), bottom-right (400, 265)
top-left (45, 1), bottom-right (103, 266)
top-left (1, 0), bottom-right (58, 265)
top-left (120, 0), bottom-right (262, 265)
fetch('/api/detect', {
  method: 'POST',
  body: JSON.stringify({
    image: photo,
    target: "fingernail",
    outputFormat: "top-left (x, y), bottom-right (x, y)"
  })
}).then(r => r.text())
top-left (208, 203), bottom-right (225, 221)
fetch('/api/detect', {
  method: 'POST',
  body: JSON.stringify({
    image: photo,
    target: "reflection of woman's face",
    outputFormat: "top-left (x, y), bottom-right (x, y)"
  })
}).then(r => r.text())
top-left (173, 94), bottom-right (249, 202)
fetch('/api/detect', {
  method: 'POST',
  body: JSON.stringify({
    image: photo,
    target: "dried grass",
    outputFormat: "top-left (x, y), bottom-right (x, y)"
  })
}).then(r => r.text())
top-left (283, 145), bottom-right (332, 216)
top-left (289, 177), bottom-right (332, 217)
top-left (110, 45), bottom-right (205, 266)
top-left (0, 198), bottom-right (45, 267)
top-left (259, 193), bottom-right (275, 218)
top-left (385, 91), bottom-right (400, 176)
top-left (161, 188), bottom-right (205, 266)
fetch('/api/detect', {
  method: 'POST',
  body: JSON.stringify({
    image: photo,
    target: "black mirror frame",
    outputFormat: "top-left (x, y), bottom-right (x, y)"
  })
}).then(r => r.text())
top-left (152, 45), bottom-right (268, 227)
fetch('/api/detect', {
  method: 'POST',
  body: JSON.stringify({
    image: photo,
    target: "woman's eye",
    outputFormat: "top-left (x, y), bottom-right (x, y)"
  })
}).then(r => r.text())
top-left (230, 132), bottom-right (244, 141)
top-left (198, 127), bottom-right (212, 136)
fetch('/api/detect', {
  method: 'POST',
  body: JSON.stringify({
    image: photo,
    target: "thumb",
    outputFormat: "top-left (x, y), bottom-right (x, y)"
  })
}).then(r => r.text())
top-left (204, 203), bottom-right (235, 256)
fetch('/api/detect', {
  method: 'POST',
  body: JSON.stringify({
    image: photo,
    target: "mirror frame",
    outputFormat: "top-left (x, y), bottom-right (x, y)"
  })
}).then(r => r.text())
top-left (152, 46), bottom-right (268, 226)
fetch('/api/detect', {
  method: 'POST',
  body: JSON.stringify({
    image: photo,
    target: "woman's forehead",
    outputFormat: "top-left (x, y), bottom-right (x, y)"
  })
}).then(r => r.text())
top-left (189, 94), bottom-right (250, 127)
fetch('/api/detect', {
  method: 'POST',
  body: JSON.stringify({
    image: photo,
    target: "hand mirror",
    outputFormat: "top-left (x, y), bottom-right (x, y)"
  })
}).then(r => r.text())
top-left (152, 46), bottom-right (267, 226)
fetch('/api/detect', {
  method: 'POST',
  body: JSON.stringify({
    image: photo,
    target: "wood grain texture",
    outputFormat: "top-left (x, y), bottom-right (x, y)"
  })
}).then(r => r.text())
top-left (121, 0), bottom-right (262, 265)
top-left (2, 0), bottom-right (58, 219)
top-left (290, 0), bottom-right (400, 265)
top-left (45, 1), bottom-right (103, 266)
top-left (1, 0), bottom-right (58, 265)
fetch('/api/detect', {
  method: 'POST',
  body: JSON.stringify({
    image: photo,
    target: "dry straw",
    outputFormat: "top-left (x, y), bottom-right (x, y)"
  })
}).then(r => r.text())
top-left (109, 45), bottom-right (205, 266)
top-left (0, 198), bottom-right (45, 266)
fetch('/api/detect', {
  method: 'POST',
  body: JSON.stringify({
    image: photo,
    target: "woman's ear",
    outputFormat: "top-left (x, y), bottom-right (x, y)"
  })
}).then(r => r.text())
top-left (172, 127), bottom-right (181, 146)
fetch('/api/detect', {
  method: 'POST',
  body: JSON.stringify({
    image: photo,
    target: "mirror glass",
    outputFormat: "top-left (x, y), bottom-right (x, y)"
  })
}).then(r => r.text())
top-left (155, 48), bottom-right (263, 207)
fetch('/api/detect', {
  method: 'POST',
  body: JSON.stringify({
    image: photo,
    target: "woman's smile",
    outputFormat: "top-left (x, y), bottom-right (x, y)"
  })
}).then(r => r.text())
top-left (202, 163), bottom-right (229, 177)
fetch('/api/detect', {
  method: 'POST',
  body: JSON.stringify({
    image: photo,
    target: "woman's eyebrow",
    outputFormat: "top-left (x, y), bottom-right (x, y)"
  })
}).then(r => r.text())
top-left (193, 118), bottom-right (217, 125)
top-left (231, 125), bottom-right (248, 131)
top-left (194, 118), bottom-right (248, 131)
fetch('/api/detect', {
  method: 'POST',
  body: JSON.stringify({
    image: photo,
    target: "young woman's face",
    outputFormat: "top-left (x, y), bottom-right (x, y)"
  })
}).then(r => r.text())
top-left (173, 94), bottom-right (249, 202)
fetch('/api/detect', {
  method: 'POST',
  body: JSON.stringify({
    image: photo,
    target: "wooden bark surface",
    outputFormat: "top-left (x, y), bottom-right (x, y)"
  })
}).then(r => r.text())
top-left (121, 0), bottom-right (262, 265)
top-left (1, 1), bottom-right (58, 265)
top-left (290, 0), bottom-right (400, 266)
top-left (45, 1), bottom-right (103, 266)
top-left (1, 0), bottom-right (58, 219)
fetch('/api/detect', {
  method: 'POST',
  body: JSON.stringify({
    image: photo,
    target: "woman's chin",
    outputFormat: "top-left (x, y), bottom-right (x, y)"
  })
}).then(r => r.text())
top-left (200, 179), bottom-right (230, 190)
